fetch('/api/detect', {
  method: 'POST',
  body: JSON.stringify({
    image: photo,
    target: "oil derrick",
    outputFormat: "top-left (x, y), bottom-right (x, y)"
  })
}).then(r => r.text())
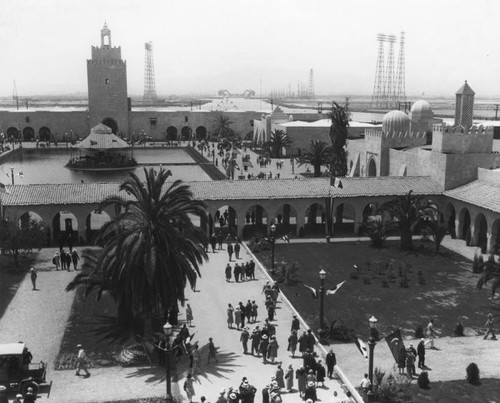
top-left (384, 34), bottom-right (396, 107)
top-left (395, 31), bottom-right (406, 106)
top-left (371, 34), bottom-right (386, 108)
top-left (143, 41), bottom-right (157, 104)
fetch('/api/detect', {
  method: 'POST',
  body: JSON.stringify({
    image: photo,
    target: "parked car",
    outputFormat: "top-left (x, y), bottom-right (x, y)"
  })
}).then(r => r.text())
top-left (0, 343), bottom-right (48, 396)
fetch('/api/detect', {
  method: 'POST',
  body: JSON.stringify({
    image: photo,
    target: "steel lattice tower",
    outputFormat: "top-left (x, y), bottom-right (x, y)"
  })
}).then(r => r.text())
top-left (143, 41), bottom-right (157, 104)
top-left (395, 31), bottom-right (406, 105)
top-left (307, 68), bottom-right (315, 99)
top-left (384, 34), bottom-right (397, 107)
top-left (371, 34), bottom-right (386, 108)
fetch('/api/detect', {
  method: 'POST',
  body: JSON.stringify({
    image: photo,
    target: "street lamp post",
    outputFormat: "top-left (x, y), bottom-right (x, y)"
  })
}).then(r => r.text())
top-left (367, 315), bottom-right (378, 401)
top-left (10, 167), bottom-right (14, 185)
top-left (319, 269), bottom-right (326, 331)
top-left (270, 223), bottom-right (276, 275)
top-left (163, 321), bottom-right (173, 403)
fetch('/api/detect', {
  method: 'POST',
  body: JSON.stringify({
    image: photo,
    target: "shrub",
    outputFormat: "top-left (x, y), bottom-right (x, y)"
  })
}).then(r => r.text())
top-left (399, 275), bottom-right (409, 288)
top-left (417, 371), bottom-right (430, 389)
top-left (363, 276), bottom-right (371, 285)
top-left (415, 325), bottom-right (424, 339)
top-left (472, 251), bottom-right (480, 273)
top-left (466, 363), bottom-right (480, 385)
top-left (350, 271), bottom-right (359, 280)
top-left (373, 367), bottom-right (386, 389)
top-left (382, 279), bottom-right (389, 288)
top-left (374, 372), bottom-right (412, 402)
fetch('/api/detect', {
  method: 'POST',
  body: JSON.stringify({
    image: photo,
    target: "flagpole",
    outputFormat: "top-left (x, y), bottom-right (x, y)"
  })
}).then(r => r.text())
top-left (319, 269), bottom-right (326, 332)
top-left (367, 316), bottom-right (378, 401)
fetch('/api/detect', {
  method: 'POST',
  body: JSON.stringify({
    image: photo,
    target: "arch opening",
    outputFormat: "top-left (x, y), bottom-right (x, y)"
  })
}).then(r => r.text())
top-left (195, 126), bottom-right (207, 140)
top-left (181, 126), bottom-right (192, 141)
top-left (85, 210), bottom-right (111, 244)
top-left (474, 213), bottom-right (488, 253)
top-left (459, 208), bottom-right (471, 244)
top-left (243, 204), bottom-right (269, 239)
top-left (53, 211), bottom-right (79, 249)
top-left (334, 203), bottom-right (356, 235)
top-left (7, 127), bottom-right (20, 140)
top-left (23, 127), bottom-right (35, 142)
top-left (304, 203), bottom-right (326, 237)
top-left (368, 157), bottom-right (377, 177)
top-left (273, 203), bottom-right (298, 237)
top-left (39, 127), bottom-right (51, 142)
top-left (101, 118), bottom-right (118, 134)
top-left (166, 126), bottom-right (178, 141)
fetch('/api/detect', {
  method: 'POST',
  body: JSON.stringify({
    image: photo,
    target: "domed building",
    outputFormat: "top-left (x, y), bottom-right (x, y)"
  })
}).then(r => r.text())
top-left (409, 100), bottom-right (434, 134)
top-left (382, 110), bottom-right (411, 134)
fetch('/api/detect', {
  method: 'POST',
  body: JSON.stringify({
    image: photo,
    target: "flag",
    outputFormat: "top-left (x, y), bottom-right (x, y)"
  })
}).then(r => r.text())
top-left (302, 284), bottom-right (318, 299)
top-left (282, 235), bottom-right (290, 243)
top-left (384, 329), bottom-right (405, 364)
top-left (18, 172), bottom-right (23, 178)
top-left (333, 177), bottom-right (343, 189)
top-left (326, 280), bottom-right (346, 296)
top-left (354, 337), bottom-right (368, 358)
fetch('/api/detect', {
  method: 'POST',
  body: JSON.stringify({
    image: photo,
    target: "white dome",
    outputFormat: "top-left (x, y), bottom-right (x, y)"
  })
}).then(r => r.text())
top-left (382, 110), bottom-right (410, 133)
top-left (410, 100), bottom-right (432, 114)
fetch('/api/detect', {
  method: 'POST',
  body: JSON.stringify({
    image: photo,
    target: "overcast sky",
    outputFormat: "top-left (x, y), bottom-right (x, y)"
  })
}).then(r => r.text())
top-left (1, 0), bottom-right (500, 98)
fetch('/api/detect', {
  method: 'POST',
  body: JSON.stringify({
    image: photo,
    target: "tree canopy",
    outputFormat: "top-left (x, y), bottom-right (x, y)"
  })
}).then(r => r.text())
top-left (264, 129), bottom-right (292, 158)
top-left (297, 140), bottom-right (332, 177)
top-left (329, 102), bottom-right (350, 177)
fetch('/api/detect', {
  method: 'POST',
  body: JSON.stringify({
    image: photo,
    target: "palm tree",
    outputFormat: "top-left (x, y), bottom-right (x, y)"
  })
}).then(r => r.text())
top-left (66, 167), bottom-right (208, 335)
top-left (421, 211), bottom-right (448, 253)
top-left (329, 102), bottom-right (350, 177)
top-left (379, 190), bottom-right (438, 250)
top-left (297, 140), bottom-right (332, 177)
top-left (264, 129), bottom-right (292, 158)
top-left (212, 114), bottom-right (236, 140)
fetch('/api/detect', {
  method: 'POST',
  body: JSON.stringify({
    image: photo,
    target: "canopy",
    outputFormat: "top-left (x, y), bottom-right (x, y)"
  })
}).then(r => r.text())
top-left (78, 124), bottom-right (129, 149)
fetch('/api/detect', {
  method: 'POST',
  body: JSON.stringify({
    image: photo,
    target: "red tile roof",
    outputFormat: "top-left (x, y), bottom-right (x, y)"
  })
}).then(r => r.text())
top-left (0, 176), bottom-right (443, 206)
top-left (444, 180), bottom-right (500, 213)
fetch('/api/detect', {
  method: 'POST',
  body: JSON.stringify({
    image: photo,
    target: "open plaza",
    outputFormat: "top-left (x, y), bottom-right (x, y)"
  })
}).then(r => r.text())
top-left (1, 12), bottom-right (500, 403)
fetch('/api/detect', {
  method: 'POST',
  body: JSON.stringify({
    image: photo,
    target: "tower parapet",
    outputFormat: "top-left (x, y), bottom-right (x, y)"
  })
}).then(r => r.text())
top-left (432, 123), bottom-right (493, 154)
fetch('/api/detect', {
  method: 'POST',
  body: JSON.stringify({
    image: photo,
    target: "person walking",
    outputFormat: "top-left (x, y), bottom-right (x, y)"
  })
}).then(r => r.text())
top-left (267, 335), bottom-right (279, 363)
top-left (234, 306), bottom-right (242, 330)
top-left (326, 349), bottom-right (336, 379)
top-left (266, 297), bottom-right (276, 322)
top-left (240, 327), bottom-right (250, 354)
top-left (260, 334), bottom-right (269, 364)
top-left (225, 263), bottom-right (232, 282)
top-left (53, 251), bottom-right (60, 270)
top-left (65, 250), bottom-right (72, 272)
top-left (210, 233), bottom-right (217, 253)
top-left (239, 302), bottom-right (247, 327)
top-left (192, 344), bottom-right (201, 374)
top-left (285, 364), bottom-right (294, 392)
top-left (251, 300), bottom-right (258, 323)
top-left (484, 313), bottom-right (497, 340)
top-left (291, 315), bottom-right (300, 333)
top-left (316, 360), bottom-right (326, 387)
top-left (71, 249), bottom-right (80, 271)
top-left (296, 366), bottom-right (307, 398)
top-left (30, 267), bottom-right (37, 290)
top-left (408, 343), bottom-right (417, 375)
top-left (60, 249), bottom-right (66, 270)
top-left (217, 233), bottom-right (224, 250)
top-left (234, 242), bottom-right (241, 259)
top-left (417, 338), bottom-right (426, 369)
top-left (207, 337), bottom-right (218, 364)
top-left (186, 304), bottom-right (193, 327)
top-left (426, 319), bottom-right (438, 349)
top-left (227, 242), bottom-right (234, 262)
top-left (75, 344), bottom-right (90, 377)
top-left (275, 364), bottom-right (285, 389)
top-left (288, 330), bottom-right (298, 357)
top-left (234, 264), bottom-right (240, 282)
top-left (250, 328), bottom-right (261, 356)
top-left (298, 331), bottom-right (308, 354)
top-left (227, 304), bottom-right (234, 329)
top-left (184, 373), bottom-right (195, 403)
top-left (405, 347), bottom-right (416, 377)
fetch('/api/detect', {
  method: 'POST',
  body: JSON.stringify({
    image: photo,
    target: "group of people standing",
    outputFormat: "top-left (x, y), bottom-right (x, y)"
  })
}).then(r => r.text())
top-left (53, 248), bottom-right (79, 271)
top-left (225, 260), bottom-right (256, 282)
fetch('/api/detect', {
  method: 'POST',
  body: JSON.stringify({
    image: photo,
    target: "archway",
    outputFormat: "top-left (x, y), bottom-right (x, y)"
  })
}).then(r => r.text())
top-left (459, 208), bottom-right (471, 244)
top-left (39, 127), bottom-right (51, 142)
top-left (368, 157), bottom-right (377, 177)
top-left (7, 127), bottom-right (20, 140)
top-left (213, 205), bottom-right (239, 239)
top-left (23, 127), bottom-right (35, 141)
top-left (243, 204), bottom-right (269, 239)
top-left (181, 126), bottom-right (192, 140)
top-left (166, 126), bottom-right (178, 141)
top-left (86, 210), bottom-right (111, 244)
top-left (491, 219), bottom-right (500, 254)
top-left (101, 117), bottom-right (118, 134)
top-left (53, 211), bottom-right (79, 249)
top-left (304, 202), bottom-right (326, 236)
top-left (18, 211), bottom-right (49, 246)
top-left (445, 203), bottom-right (456, 238)
top-left (334, 203), bottom-right (356, 235)
top-left (474, 213), bottom-right (488, 253)
top-left (195, 126), bottom-right (207, 140)
top-left (273, 203), bottom-right (298, 237)
top-left (362, 203), bottom-right (378, 221)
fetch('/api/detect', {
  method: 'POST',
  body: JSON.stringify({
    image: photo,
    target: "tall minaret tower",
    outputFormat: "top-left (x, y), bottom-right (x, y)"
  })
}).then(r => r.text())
top-left (87, 23), bottom-right (129, 135)
top-left (454, 81), bottom-right (475, 128)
